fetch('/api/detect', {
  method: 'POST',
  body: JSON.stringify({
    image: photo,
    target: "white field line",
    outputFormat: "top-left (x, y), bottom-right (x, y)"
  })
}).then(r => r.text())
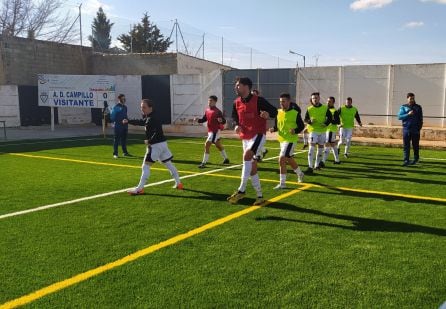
top-left (420, 157), bottom-right (446, 161)
top-left (0, 151), bottom-right (307, 220)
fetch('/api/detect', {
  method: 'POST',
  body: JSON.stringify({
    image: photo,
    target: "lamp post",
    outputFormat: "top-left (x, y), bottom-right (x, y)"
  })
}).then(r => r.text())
top-left (289, 50), bottom-right (306, 67)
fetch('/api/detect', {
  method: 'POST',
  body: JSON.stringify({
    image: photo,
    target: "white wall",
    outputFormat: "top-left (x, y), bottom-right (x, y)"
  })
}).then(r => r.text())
top-left (171, 70), bottom-right (223, 126)
top-left (297, 63), bottom-right (446, 127)
top-left (0, 85), bottom-right (20, 127)
top-left (115, 75), bottom-right (142, 119)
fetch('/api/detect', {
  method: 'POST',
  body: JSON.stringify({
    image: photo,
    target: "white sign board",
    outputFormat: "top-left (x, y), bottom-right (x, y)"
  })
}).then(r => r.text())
top-left (38, 74), bottom-right (115, 108)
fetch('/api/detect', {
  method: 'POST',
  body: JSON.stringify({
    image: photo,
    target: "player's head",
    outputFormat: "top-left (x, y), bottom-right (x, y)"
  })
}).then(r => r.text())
top-left (235, 77), bottom-right (252, 97)
top-left (251, 89), bottom-right (259, 95)
top-left (279, 93), bottom-right (291, 109)
top-left (140, 99), bottom-right (153, 115)
top-left (407, 92), bottom-right (415, 104)
top-left (208, 95), bottom-right (218, 107)
top-left (310, 92), bottom-right (320, 106)
top-left (327, 96), bottom-right (335, 108)
top-left (118, 94), bottom-right (126, 104)
top-left (346, 97), bottom-right (353, 107)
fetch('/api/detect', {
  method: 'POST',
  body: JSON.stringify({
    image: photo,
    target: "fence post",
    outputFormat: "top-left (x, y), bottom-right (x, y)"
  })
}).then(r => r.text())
top-left (442, 64), bottom-right (446, 128)
top-left (386, 65), bottom-right (394, 126)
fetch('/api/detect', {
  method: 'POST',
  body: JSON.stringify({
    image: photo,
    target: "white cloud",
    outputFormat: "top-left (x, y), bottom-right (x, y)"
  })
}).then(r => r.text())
top-left (350, 0), bottom-right (393, 11)
top-left (420, 0), bottom-right (446, 4)
top-left (82, 0), bottom-right (113, 16)
top-left (403, 21), bottom-right (425, 28)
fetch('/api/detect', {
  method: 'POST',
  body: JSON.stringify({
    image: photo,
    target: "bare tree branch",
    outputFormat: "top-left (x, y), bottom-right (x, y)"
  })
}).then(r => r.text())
top-left (0, 0), bottom-right (79, 43)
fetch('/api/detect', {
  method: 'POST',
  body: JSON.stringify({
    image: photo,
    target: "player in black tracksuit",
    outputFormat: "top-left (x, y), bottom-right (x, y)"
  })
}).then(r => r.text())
top-left (125, 99), bottom-right (183, 195)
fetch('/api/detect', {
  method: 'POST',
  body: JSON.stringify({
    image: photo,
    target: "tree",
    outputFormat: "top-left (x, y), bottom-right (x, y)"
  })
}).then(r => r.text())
top-left (88, 7), bottom-right (113, 52)
top-left (0, 0), bottom-right (78, 43)
top-left (117, 13), bottom-right (171, 53)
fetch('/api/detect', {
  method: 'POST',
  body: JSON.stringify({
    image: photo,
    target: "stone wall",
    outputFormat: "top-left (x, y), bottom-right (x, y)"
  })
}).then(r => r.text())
top-left (90, 53), bottom-right (178, 75)
top-left (177, 53), bottom-right (231, 74)
top-left (0, 36), bottom-right (91, 86)
top-left (355, 125), bottom-right (446, 141)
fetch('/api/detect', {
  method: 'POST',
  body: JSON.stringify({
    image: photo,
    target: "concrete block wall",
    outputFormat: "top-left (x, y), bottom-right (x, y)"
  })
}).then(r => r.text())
top-left (177, 53), bottom-right (231, 74)
top-left (90, 53), bottom-right (178, 75)
top-left (0, 85), bottom-right (20, 126)
top-left (296, 64), bottom-right (446, 128)
top-left (0, 36), bottom-right (91, 86)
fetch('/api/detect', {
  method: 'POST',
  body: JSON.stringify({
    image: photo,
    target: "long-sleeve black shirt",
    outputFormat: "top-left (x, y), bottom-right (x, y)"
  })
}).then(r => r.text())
top-left (128, 112), bottom-right (166, 145)
top-left (231, 94), bottom-right (278, 125)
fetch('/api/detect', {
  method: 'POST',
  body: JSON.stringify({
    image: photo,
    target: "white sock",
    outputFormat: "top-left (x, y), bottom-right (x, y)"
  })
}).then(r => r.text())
top-left (308, 145), bottom-right (315, 168)
top-left (163, 161), bottom-right (181, 185)
top-left (279, 173), bottom-right (286, 186)
top-left (323, 147), bottom-right (330, 163)
top-left (137, 164), bottom-right (150, 190)
top-left (332, 145), bottom-right (340, 162)
top-left (316, 147), bottom-right (323, 167)
top-left (303, 133), bottom-right (309, 145)
top-left (294, 167), bottom-right (302, 175)
top-left (337, 139), bottom-right (343, 150)
top-left (220, 149), bottom-right (227, 159)
top-left (346, 139), bottom-right (351, 154)
top-left (238, 160), bottom-right (252, 192)
top-left (251, 173), bottom-right (263, 197)
top-left (202, 153), bottom-right (209, 164)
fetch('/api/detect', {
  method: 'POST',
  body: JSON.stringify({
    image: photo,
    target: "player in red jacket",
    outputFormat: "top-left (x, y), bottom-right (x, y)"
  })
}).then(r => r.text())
top-left (195, 95), bottom-right (230, 168)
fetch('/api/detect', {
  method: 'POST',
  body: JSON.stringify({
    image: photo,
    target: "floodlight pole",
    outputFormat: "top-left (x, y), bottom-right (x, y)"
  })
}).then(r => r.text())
top-left (289, 50), bottom-right (306, 67)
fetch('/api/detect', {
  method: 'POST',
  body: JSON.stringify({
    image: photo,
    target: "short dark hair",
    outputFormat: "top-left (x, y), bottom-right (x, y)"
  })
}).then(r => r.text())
top-left (118, 94), bottom-right (125, 99)
top-left (236, 77), bottom-right (253, 89)
top-left (407, 92), bottom-right (415, 98)
top-left (209, 95), bottom-right (218, 102)
top-left (280, 93), bottom-right (291, 100)
top-left (329, 96), bottom-right (335, 103)
top-left (346, 97), bottom-right (352, 101)
top-left (311, 92), bottom-right (320, 96)
top-left (141, 99), bottom-right (153, 108)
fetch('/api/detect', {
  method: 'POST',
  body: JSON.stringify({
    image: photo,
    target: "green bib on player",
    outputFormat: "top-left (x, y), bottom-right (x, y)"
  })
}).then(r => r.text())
top-left (277, 108), bottom-right (299, 142)
top-left (340, 106), bottom-right (358, 129)
top-left (327, 107), bottom-right (338, 133)
top-left (307, 104), bottom-right (328, 133)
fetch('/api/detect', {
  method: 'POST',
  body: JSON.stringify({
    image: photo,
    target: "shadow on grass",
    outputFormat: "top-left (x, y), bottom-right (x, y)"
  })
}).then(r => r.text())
top-left (133, 186), bottom-right (446, 236)
top-left (259, 203), bottom-right (446, 236)
top-left (305, 182), bottom-right (446, 206)
top-left (142, 188), bottom-right (258, 206)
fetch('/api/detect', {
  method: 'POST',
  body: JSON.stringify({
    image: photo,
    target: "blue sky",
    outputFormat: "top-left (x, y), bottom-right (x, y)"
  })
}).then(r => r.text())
top-left (71, 0), bottom-right (446, 68)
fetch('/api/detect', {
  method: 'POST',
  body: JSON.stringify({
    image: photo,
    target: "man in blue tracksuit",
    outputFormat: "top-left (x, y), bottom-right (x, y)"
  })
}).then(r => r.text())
top-left (397, 92), bottom-right (423, 166)
top-left (110, 94), bottom-right (131, 158)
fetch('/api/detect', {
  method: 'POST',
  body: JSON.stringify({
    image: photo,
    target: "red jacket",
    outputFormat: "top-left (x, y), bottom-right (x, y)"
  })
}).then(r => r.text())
top-left (235, 95), bottom-right (267, 139)
top-left (197, 106), bottom-right (226, 132)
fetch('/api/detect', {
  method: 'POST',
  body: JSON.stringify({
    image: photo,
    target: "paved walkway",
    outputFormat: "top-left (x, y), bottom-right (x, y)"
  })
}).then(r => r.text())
top-left (1, 125), bottom-right (445, 149)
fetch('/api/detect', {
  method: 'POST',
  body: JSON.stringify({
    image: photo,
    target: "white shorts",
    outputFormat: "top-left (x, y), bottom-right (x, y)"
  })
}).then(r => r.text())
top-left (242, 134), bottom-right (266, 158)
top-left (340, 128), bottom-right (353, 141)
top-left (279, 142), bottom-right (296, 158)
top-left (309, 132), bottom-right (326, 145)
top-left (206, 131), bottom-right (221, 144)
top-left (326, 131), bottom-right (337, 143)
top-left (144, 141), bottom-right (173, 163)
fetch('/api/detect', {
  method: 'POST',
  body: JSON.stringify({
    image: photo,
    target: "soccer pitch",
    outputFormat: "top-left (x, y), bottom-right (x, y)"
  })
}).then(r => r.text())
top-left (0, 135), bottom-right (445, 308)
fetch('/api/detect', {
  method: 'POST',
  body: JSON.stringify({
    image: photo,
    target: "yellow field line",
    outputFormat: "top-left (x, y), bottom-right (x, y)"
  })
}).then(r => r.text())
top-left (327, 185), bottom-right (446, 203)
top-left (10, 153), bottom-right (445, 203)
top-left (204, 173), bottom-right (446, 203)
top-left (0, 185), bottom-right (312, 309)
top-left (8, 153), bottom-right (196, 174)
